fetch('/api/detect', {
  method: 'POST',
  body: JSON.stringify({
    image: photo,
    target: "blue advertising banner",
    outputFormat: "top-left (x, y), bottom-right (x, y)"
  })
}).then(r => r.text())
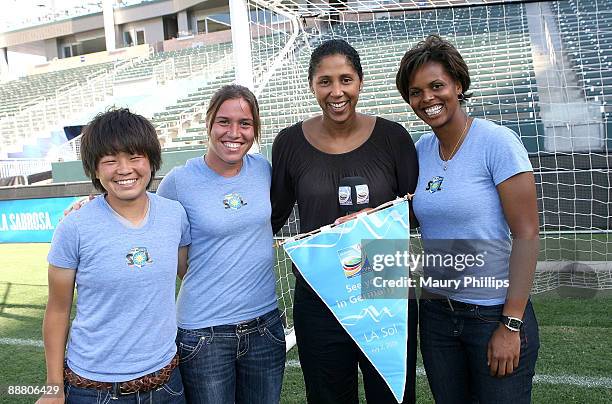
top-left (0, 197), bottom-right (81, 243)
top-left (283, 199), bottom-right (410, 402)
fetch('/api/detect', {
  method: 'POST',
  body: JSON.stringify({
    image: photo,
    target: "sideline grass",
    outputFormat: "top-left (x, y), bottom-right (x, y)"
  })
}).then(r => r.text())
top-left (0, 244), bottom-right (611, 403)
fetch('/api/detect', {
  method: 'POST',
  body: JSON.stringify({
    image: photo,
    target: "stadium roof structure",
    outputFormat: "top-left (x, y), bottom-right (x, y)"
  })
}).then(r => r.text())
top-left (0, 0), bottom-right (226, 50)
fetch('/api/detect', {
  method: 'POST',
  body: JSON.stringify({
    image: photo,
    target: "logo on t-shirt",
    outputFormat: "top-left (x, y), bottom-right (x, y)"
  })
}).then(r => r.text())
top-left (426, 176), bottom-right (444, 193)
top-left (126, 247), bottom-right (153, 268)
top-left (223, 193), bottom-right (247, 210)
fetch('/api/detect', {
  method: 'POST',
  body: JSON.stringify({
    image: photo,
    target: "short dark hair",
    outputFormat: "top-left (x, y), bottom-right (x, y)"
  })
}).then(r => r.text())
top-left (205, 84), bottom-right (261, 143)
top-left (308, 39), bottom-right (363, 84)
top-left (396, 34), bottom-right (472, 104)
top-left (80, 108), bottom-right (161, 192)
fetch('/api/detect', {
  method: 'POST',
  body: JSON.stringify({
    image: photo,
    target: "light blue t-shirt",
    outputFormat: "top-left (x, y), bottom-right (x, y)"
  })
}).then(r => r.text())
top-left (157, 153), bottom-right (278, 329)
top-left (47, 193), bottom-right (191, 381)
top-left (412, 118), bottom-right (532, 305)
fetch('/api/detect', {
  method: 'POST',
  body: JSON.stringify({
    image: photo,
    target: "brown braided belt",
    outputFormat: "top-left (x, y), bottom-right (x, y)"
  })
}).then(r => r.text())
top-left (64, 354), bottom-right (179, 394)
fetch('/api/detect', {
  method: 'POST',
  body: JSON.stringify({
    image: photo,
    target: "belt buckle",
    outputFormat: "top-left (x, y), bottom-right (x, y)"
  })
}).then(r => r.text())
top-left (111, 382), bottom-right (130, 398)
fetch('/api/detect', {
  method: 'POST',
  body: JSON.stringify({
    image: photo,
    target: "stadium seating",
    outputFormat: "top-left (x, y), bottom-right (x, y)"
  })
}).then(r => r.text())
top-left (255, 2), bottom-right (542, 152)
top-left (0, 62), bottom-right (114, 120)
top-left (552, 0), bottom-right (612, 117)
top-left (114, 42), bottom-right (232, 82)
top-left (11, 1), bottom-right (611, 161)
top-left (0, 40), bottom-right (235, 157)
top-left (152, 68), bottom-right (235, 149)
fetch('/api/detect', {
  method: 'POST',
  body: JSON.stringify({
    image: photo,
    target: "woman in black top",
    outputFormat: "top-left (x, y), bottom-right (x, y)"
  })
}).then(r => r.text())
top-left (271, 39), bottom-right (419, 404)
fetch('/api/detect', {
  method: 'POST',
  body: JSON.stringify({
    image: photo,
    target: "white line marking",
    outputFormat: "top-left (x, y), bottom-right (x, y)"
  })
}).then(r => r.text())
top-left (286, 360), bottom-right (612, 388)
top-left (0, 337), bottom-right (43, 348)
top-left (533, 374), bottom-right (612, 388)
top-left (3, 339), bottom-right (610, 388)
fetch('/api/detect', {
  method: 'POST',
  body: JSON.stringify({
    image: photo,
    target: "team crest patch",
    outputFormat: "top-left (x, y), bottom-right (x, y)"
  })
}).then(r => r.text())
top-left (426, 176), bottom-right (444, 193)
top-left (126, 247), bottom-right (153, 268)
top-left (224, 193), bottom-right (247, 210)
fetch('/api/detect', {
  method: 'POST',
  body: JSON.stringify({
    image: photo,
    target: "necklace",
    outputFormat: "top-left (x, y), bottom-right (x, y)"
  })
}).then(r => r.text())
top-left (440, 117), bottom-right (471, 171)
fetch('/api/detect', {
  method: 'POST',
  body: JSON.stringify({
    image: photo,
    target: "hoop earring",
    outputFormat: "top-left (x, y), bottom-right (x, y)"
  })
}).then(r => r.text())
top-left (458, 93), bottom-right (464, 101)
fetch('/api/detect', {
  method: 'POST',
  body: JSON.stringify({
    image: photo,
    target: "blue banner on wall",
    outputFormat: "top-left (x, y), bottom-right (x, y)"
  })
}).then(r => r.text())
top-left (283, 199), bottom-right (411, 403)
top-left (0, 197), bottom-right (81, 243)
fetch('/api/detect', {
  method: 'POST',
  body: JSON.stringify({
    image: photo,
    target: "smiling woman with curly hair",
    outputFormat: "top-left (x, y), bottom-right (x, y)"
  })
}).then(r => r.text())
top-left (396, 34), bottom-right (540, 404)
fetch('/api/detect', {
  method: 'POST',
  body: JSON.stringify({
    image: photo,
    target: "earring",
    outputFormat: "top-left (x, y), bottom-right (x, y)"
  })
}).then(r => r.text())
top-left (457, 93), bottom-right (464, 101)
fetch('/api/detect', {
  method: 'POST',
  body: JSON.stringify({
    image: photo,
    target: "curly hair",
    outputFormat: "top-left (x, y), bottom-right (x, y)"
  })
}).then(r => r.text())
top-left (396, 34), bottom-right (472, 105)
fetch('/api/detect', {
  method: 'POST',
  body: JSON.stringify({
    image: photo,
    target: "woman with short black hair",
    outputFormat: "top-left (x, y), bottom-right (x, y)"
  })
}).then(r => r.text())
top-left (39, 108), bottom-right (190, 404)
top-left (272, 39), bottom-right (419, 403)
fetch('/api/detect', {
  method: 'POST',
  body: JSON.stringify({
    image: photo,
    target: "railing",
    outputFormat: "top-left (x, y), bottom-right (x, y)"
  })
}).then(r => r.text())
top-left (116, 45), bottom-right (232, 85)
top-left (10, 45), bottom-right (232, 160)
top-left (0, 159), bottom-right (52, 178)
top-left (155, 52), bottom-right (235, 140)
top-left (0, 51), bottom-right (153, 157)
top-left (153, 58), bottom-right (176, 84)
top-left (51, 134), bottom-right (82, 163)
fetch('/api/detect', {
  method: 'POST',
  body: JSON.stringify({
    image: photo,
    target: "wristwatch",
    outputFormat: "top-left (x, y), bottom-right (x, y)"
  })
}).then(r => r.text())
top-left (500, 315), bottom-right (523, 332)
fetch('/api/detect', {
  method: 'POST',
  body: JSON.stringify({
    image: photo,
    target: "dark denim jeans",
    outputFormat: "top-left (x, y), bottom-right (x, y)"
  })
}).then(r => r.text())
top-left (64, 366), bottom-right (185, 404)
top-left (177, 308), bottom-right (286, 404)
top-left (420, 298), bottom-right (539, 404)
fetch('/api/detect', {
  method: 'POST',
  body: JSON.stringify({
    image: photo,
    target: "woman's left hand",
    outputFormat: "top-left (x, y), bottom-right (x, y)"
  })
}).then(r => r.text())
top-left (487, 324), bottom-right (520, 377)
top-left (333, 208), bottom-right (374, 225)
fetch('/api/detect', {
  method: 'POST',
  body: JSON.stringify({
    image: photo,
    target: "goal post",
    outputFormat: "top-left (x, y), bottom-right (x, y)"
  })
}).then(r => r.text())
top-left (243, 0), bottom-right (612, 350)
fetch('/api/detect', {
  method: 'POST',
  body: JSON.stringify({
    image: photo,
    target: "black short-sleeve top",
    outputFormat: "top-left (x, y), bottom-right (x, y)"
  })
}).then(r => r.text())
top-left (271, 117), bottom-right (418, 235)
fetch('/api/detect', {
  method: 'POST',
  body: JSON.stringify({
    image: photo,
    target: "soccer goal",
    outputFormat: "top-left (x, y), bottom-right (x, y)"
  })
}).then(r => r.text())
top-left (241, 0), bottom-right (612, 350)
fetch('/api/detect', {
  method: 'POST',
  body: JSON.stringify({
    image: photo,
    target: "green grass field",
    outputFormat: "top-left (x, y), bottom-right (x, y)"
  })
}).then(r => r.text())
top-left (0, 243), bottom-right (611, 403)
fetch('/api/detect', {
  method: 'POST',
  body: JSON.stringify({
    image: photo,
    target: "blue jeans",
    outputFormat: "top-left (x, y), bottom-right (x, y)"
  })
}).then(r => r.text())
top-left (177, 309), bottom-right (286, 404)
top-left (420, 298), bottom-right (539, 404)
top-left (64, 366), bottom-right (185, 404)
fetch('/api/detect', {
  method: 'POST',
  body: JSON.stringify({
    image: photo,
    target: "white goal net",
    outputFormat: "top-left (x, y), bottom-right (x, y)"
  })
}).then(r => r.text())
top-left (242, 0), bottom-right (612, 347)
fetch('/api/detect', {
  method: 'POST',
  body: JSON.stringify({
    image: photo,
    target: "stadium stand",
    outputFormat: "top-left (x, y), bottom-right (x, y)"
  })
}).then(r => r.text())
top-left (114, 42), bottom-right (232, 82)
top-left (152, 68), bottom-right (235, 148)
top-left (551, 0), bottom-right (612, 141)
top-left (0, 42), bottom-right (233, 158)
top-left (0, 62), bottom-right (114, 120)
top-left (256, 2), bottom-right (543, 149)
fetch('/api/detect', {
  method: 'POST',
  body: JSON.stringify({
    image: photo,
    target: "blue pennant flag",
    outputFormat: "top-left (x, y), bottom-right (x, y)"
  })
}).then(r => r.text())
top-left (283, 199), bottom-right (411, 403)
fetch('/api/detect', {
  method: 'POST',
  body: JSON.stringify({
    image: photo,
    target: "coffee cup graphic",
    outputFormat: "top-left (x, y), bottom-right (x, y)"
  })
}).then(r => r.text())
top-left (342, 255), bottom-right (363, 278)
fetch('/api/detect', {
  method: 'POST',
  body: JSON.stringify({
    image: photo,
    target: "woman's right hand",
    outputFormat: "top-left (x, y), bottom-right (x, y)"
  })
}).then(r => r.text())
top-left (63, 195), bottom-right (95, 216)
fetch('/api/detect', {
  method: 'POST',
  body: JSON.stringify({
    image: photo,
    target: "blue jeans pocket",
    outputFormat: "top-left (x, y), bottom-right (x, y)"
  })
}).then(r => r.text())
top-left (474, 304), bottom-right (503, 323)
top-left (65, 384), bottom-right (111, 404)
top-left (160, 368), bottom-right (184, 397)
top-left (177, 329), bottom-right (211, 363)
top-left (263, 316), bottom-right (286, 346)
top-left (475, 305), bottom-right (529, 349)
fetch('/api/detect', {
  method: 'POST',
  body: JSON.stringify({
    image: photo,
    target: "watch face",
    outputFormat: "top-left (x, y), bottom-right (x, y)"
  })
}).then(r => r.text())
top-left (508, 318), bottom-right (522, 329)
